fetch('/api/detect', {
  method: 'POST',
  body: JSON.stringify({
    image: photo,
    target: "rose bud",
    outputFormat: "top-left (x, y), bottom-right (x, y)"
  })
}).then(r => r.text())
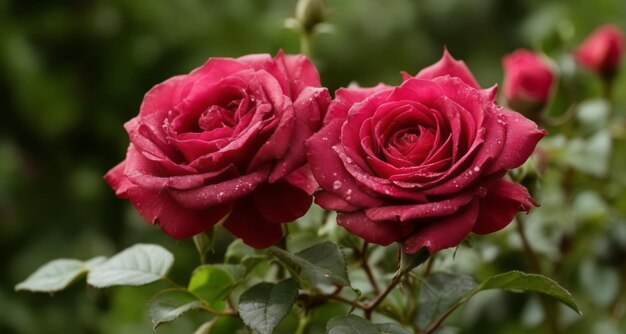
top-left (306, 49), bottom-right (546, 254)
top-left (575, 24), bottom-right (625, 79)
top-left (105, 51), bottom-right (330, 248)
top-left (502, 49), bottom-right (556, 116)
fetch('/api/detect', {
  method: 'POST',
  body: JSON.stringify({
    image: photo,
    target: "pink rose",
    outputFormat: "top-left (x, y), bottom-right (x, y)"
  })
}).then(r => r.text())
top-left (502, 49), bottom-right (555, 114)
top-left (306, 50), bottom-right (546, 254)
top-left (575, 24), bottom-right (625, 78)
top-left (105, 51), bottom-right (330, 248)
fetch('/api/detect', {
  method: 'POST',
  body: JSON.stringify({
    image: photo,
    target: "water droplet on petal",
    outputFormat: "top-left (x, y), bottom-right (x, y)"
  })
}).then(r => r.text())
top-left (333, 180), bottom-right (343, 190)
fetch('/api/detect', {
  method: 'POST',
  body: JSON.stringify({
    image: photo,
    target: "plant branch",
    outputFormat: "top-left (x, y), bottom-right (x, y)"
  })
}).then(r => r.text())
top-left (360, 242), bottom-right (381, 295)
top-left (516, 213), bottom-right (543, 274)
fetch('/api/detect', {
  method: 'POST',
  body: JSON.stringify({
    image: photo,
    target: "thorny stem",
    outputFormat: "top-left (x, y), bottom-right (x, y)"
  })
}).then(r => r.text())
top-left (363, 268), bottom-right (404, 320)
top-left (360, 242), bottom-right (381, 295)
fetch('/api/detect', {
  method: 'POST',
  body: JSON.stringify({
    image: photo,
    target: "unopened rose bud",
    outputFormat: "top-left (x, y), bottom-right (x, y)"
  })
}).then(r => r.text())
top-left (296, 0), bottom-right (327, 33)
top-left (575, 24), bottom-right (625, 80)
top-left (502, 49), bottom-right (556, 117)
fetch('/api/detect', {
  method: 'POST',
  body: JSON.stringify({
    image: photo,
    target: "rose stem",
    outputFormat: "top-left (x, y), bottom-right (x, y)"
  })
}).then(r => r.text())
top-left (515, 213), bottom-right (542, 274)
top-left (516, 213), bottom-right (560, 334)
top-left (360, 242), bottom-right (381, 295)
top-left (363, 269), bottom-right (404, 320)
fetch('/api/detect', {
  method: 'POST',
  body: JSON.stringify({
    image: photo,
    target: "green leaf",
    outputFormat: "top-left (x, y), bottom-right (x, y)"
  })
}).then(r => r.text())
top-left (15, 259), bottom-right (87, 292)
top-left (87, 244), bottom-right (174, 288)
top-left (148, 290), bottom-right (203, 329)
top-left (326, 314), bottom-right (409, 333)
top-left (238, 278), bottom-right (299, 334)
top-left (193, 229), bottom-right (215, 264)
top-left (225, 239), bottom-right (265, 270)
top-left (417, 272), bottom-right (477, 329)
top-left (326, 314), bottom-right (379, 334)
top-left (375, 322), bottom-right (412, 334)
top-left (188, 264), bottom-right (237, 303)
top-left (194, 317), bottom-right (246, 334)
top-left (269, 241), bottom-right (350, 287)
top-left (418, 271), bottom-right (581, 332)
top-left (474, 271), bottom-right (581, 314)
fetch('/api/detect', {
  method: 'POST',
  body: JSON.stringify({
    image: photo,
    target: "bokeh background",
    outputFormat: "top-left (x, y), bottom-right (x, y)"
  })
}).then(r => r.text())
top-left (1, 0), bottom-right (625, 333)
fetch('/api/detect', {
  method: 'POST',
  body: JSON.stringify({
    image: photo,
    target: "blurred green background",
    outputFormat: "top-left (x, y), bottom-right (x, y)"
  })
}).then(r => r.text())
top-left (1, 0), bottom-right (625, 333)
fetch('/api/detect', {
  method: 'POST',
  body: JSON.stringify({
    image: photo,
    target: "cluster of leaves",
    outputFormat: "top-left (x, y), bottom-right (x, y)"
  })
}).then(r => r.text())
top-left (16, 219), bottom-right (581, 334)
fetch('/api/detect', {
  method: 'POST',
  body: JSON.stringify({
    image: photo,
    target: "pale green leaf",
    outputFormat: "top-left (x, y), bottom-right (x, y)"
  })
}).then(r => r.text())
top-left (87, 244), bottom-right (173, 288)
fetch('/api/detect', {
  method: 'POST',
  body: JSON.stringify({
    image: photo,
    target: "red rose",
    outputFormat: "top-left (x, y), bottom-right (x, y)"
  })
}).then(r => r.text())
top-left (306, 50), bottom-right (546, 254)
top-left (502, 49), bottom-right (555, 114)
top-left (105, 51), bottom-right (330, 248)
top-left (575, 24), bottom-right (625, 78)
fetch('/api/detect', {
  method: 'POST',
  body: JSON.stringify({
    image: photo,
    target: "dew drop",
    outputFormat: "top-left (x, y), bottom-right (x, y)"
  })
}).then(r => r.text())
top-left (473, 166), bottom-right (480, 172)
top-left (345, 157), bottom-right (353, 164)
top-left (346, 188), bottom-right (353, 195)
top-left (333, 180), bottom-right (343, 190)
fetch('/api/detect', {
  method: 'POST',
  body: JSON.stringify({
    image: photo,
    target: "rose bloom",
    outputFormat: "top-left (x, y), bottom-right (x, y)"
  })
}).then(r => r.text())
top-left (575, 24), bottom-right (625, 78)
top-left (502, 49), bottom-right (555, 114)
top-left (306, 50), bottom-right (546, 254)
top-left (105, 51), bottom-right (330, 248)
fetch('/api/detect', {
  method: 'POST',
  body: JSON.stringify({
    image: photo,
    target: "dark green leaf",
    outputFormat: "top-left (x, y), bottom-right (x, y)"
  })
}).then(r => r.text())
top-left (417, 272), bottom-right (477, 328)
top-left (188, 264), bottom-right (236, 303)
top-left (375, 322), bottom-right (412, 334)
top-left (238, 278), bottom-right (299, 334)
top-left (419, 271), bottom-right (581, 332)
top-left (194, 316), bottom-right (245, 334)
top-left (475, 271), bottom-right (581, 314)
top-left (225, 239), bottom-right (265, 270)
top-left (326, 314), bottom-right (379, 334)
top-left (269, 241), bottom-right (350, 287)
top-left (148, 290), bottom-right (203, 329)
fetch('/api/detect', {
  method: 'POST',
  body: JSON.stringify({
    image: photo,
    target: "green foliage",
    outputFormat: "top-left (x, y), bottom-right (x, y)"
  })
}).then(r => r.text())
top-left (326, 314), bottom-right (410, 334)
top-left (417, 272), bottom-right (477, 329)
top-left (147, 290), bottom-right (203, 329)
top-left (87, 244), bottom-right (174, 288)
top-left (237, 279), bottom-right (299, 334)
top-left (187, 264), bottom-right (239, 303)
top-left (15, 257), bottom-right (104, 293)
top-left (269, 241), bottom-right (350, 288)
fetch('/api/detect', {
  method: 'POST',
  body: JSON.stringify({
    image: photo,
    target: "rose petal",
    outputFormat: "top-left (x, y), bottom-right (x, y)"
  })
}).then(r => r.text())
top-left (252, 180), bottom-right (312, 223)
top-left (472, 180), bottom-right (536, 234)
top-left (403, 199), bottom-right (479, 253)
top-left (123, 145), bottom-right (239, 191)
top-left (415, 48), bottom-right (481, 89)
top-left (365, 192), bottom-right (474, 222)
top-left (268, 87), bottom-right (330, 182)
top-left (314, 191), bottom-right (360, 211)
top-left (306, 119), bottom-right (384, 208)
top-left (487, 108), bottom-right (547, 173)
top-left (274, 50), bottom-right (322, 99)
top-left (324, 84), bottom-right (391, 126)
top-left (337, 211), bottom-right (413, 246)
top-left (125, 186), bottom-right (231, 239)
top-left (284, 165), bottom-right (318, 196)
top-left (168, 166), bottom-right (271, 209)
top-left (104, 161), bottom-right (133, 197)
top-left (222, 197), bottom-right (284, 248)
